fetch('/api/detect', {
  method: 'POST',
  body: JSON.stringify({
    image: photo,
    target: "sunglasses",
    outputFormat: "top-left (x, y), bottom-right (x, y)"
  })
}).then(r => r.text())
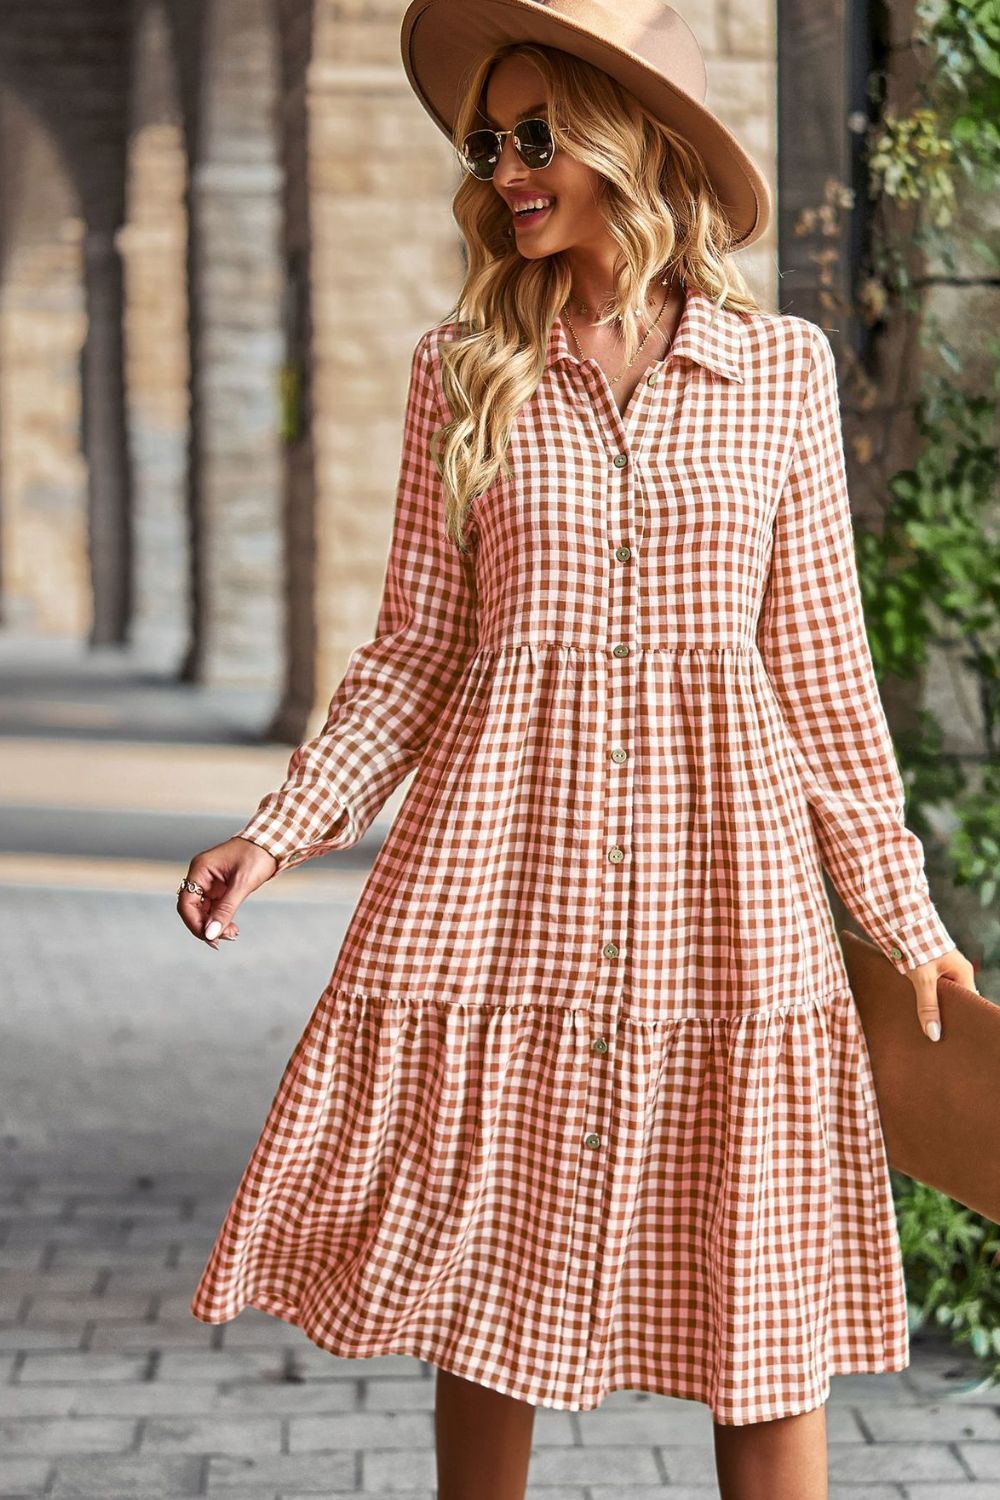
top-left (459, 116), bottom-right (556, 181)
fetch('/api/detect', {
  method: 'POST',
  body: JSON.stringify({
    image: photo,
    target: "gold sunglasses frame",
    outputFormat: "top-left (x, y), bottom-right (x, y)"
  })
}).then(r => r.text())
top-left (458, 117), bottom-right (557, 179)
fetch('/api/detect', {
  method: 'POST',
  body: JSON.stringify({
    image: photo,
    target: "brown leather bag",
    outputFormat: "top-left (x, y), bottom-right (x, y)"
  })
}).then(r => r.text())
top-left (840, 928), bottom-right (1000, 1225)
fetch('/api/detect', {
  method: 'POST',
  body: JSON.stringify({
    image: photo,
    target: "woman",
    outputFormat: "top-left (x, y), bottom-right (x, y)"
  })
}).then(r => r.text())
top-left (182, 3), bottom-right (977, 1496)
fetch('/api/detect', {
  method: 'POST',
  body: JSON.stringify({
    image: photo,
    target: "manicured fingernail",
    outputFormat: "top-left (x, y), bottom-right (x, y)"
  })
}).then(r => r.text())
top-left (205, 920), bottom-right (223, 940)
top-left (926, 1020), bottom-right (941, 1041)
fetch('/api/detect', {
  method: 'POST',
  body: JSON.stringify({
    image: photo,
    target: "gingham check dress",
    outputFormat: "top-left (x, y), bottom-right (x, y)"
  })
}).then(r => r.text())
top-left (190, 283), bottom-right (955, 1425)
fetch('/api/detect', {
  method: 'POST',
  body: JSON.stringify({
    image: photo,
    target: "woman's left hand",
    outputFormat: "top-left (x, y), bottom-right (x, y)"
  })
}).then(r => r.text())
top-left (906, 947), bottom-right (979, 1042)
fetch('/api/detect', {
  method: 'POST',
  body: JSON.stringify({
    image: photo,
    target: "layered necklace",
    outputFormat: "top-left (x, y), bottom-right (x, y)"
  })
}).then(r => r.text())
top-left (561, 272), bottom-right (674, 386)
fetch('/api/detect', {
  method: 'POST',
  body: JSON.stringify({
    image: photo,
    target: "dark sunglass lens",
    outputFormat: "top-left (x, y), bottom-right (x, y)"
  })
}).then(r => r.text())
top-left (462, 130), bottom-right (500, 179)
top-left (514, 118), bottom-right (554, 167)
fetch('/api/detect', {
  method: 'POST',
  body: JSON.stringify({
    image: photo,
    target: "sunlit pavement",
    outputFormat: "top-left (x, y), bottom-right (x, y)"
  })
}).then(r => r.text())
top-left (2, 636), bottom-right (1000, 1498)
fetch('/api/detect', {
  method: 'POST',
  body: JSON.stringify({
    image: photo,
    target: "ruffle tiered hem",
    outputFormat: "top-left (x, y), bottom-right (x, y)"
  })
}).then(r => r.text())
top-left (190, 982), bottom-right (909, 1425)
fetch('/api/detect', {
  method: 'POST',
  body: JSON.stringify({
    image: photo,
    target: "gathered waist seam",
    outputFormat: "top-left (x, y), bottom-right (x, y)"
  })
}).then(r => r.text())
top-left (322, 984), bottom-right (856, 1021)
top-left (471, 642), bottom-right (762, 656)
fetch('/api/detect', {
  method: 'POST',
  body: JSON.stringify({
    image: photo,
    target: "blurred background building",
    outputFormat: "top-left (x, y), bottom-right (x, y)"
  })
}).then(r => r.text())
top-left (0, 0), bottom-right (867, 741)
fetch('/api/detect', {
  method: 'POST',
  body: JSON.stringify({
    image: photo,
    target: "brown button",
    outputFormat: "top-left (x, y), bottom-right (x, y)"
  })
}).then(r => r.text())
top-left (591, 1037), bottom-right (608, 1054)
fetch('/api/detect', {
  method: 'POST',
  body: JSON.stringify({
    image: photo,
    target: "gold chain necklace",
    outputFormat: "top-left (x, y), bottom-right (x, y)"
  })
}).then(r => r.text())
top-left (561, 284), bottom-right (672, 385)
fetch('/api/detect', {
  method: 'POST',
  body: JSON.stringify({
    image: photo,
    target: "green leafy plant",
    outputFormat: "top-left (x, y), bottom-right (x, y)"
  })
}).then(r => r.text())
top-left (795, 0), bottom-right (1000, 1385)
top-left (893, 1172), bottom-right (1000, 1384)
top-left (867, 106), bottom-right (958, 226)
top-left (792, 0), bottom-right (1000, 955)
top-left (870, 7), bottom-right (1000, 1381)
top-left (862, 367), bottom-right (1000, 941)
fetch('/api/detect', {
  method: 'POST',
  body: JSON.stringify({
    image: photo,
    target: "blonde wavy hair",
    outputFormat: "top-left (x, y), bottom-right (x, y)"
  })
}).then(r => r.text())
top-left (432, 42), bottom-right (766, 552)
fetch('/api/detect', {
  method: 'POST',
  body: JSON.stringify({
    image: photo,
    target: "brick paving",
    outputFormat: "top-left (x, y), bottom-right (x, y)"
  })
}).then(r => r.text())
top-left (0, 1162), bottom-right (999, 1500)
top-left (1, 641), bottom-right (999, 1496)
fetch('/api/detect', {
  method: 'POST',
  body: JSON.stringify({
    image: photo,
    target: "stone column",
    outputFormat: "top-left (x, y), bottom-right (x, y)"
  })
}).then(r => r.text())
top-left (183, 0), bottom-right (284, 689)
top-left (0, 94), bottom-right (88, 637)
top-left (0, 0), bottom-right (131, 645)
top-left (119, 0), bottom-right (190, 671)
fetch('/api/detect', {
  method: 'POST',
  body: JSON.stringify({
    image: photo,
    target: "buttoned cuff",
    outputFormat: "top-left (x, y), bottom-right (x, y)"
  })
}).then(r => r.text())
top-left (873, 905), bottom-right (956, 975)
top-left (233, 797), bottom-right (349, 876)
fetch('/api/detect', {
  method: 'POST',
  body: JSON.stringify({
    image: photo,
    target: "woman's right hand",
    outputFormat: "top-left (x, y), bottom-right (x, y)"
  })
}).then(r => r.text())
top-left (176, 836), bottom-right (280, 950)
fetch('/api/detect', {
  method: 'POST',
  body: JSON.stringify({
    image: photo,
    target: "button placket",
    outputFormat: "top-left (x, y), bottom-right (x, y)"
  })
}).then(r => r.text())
top-left (567, 363), bottom-right (652, 1387)
top-left (597, 430), bottom-right (638, 1011)
top-left (564, 418), bottom-right (638, 1380)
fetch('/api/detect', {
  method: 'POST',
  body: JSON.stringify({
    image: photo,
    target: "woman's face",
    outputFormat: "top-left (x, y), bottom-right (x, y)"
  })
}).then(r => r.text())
top-left (482, 55), bottom-right (610, 261)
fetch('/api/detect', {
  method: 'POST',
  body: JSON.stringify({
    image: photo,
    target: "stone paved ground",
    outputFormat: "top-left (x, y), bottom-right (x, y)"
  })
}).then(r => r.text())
top-left (2, 636), bottom-right (1000, 1496)
top-left (2, 1154), bottom-right (1000, 1500)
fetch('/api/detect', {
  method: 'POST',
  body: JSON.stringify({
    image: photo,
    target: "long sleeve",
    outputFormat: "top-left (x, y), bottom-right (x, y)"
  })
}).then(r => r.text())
top-left (755, 322), bottom-right (955, 975)
top-left (235, 329), bottom-right (478, 874)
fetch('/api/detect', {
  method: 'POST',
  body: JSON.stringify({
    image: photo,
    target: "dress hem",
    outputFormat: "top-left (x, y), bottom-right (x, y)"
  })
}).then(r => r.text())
top-left (190, 1291), bottom-right (910, 1426)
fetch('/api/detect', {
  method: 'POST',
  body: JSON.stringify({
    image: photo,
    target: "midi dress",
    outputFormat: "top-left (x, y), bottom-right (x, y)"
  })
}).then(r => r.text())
top-left (189, 282), bottom-right (956, 1425)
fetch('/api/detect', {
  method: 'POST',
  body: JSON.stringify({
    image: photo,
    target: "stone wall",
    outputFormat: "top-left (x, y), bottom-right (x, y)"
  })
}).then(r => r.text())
top-left (0, 95), bottom-right (89, 636)
top-left (119, 0), bottom-right (190, 670)
top-left (184, 0), bottom-right (285, 689)
top-left (0, 0), bottom-right (779, 713)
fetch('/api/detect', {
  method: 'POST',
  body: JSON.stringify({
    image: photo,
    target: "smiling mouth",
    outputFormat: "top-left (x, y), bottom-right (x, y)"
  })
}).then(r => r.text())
top-left (512, 199), bottom-right (556, 225)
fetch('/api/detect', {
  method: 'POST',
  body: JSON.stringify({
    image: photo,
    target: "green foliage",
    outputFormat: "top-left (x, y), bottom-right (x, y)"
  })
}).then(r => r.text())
top-left (867, 107), bottom-right (957, 226)
top-left (854, 3), bottom-right (1000, 966)
top-left (853, 0), bottom-right (1000, 1387)
top-left (916, 0), bottom-right (1000, 174)
top-left (783, 0), bottom-right (1000, 1382)
top-left (859, 363), bottom-right (1000, 961)
top-left (893, 1172), bottom-right (1000, 1382)
top-left (949, 764), bottom-right (1000, 914)
top-left (869, 372), bottom-right (1000, 715)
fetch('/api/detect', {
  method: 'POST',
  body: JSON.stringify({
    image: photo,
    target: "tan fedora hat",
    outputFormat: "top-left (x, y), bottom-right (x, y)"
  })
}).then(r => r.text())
top-left (399, 0), bottom-right (772, 249)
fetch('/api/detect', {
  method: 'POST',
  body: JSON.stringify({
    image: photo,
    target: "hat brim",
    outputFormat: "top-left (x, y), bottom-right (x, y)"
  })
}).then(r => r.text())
top-left (400, 0), bottom-right (771, 249)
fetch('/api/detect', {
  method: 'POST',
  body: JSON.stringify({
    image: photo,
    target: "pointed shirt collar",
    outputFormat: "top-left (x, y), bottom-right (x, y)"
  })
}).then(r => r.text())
top-left (544, 282), bottom-right (746, 384)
